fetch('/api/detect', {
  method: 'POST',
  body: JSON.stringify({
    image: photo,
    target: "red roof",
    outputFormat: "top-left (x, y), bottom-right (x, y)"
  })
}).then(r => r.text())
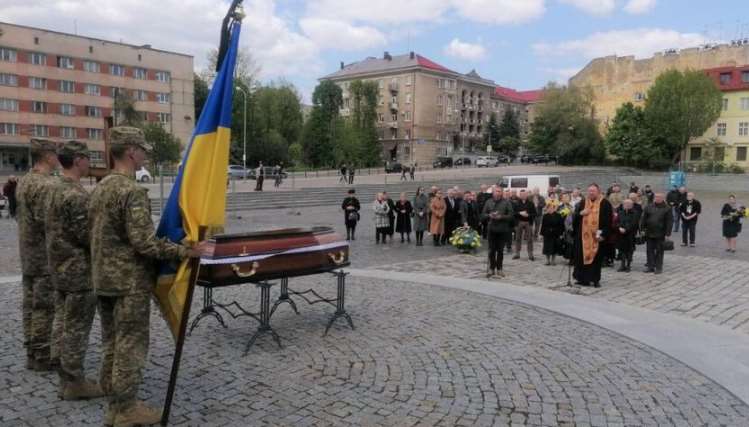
top-left (703, 64), bottom-right (749, 92)
top-left (416, 54), bottom-right (455, 73)
top-left (494, 86), bottom-right (544, 104)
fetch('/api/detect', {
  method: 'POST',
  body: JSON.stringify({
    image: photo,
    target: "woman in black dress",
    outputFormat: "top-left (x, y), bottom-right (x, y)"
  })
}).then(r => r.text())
top-left (341, 188), bottom-right (360, 241)
top-left (540, 202), bottom-right (564, 265)
top-left (721, 195), bottom-right (742, 253)
top-left (395, 192), bottom-right (413, 243)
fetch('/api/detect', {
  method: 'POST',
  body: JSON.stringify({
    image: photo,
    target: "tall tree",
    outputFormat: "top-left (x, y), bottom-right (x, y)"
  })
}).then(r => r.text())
top-left (498, 108), bottom-right (520, 140)
top-left (605, 102), bottom-right (659, 168)
top-left (483, 112), bottom-right (501, 152)
top-left (142, 123), bottom-right (181, 168)
top-left (302, 80), bottom-right (343, 167)
top-left (193, 73), bottom-right (209, 122)
top-left (113, 90), bottom-right (142, 127)
top-left (644, 69), bottom-right (723, 164)
top-left (528, 83), bottom-right (604, 165)
top-left (204, 46), bottom-right (261, 87)
top-left (348, 80), bottom-right (381, 166)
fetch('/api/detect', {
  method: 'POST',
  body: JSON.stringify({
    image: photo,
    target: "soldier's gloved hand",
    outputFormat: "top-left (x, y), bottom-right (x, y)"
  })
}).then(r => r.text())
top-left (187, 240), bottom-right (211, 258)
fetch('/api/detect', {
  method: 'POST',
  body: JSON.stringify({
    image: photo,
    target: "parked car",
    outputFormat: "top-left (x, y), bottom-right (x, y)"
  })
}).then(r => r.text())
top-left (494, 155), bottom-right (512, 165)
top-left (454, 157), bottom-right (472, 166)
top-left (385, 162), bottom-right (404, 173)
top-left (135, 167), bottom-right (152, 183)
top-left (432, 157), bottom-right (453, 168)
top-left (475, 156), bottom-right (495, 168)
top-left (228, 164), bottom-right (251, 179)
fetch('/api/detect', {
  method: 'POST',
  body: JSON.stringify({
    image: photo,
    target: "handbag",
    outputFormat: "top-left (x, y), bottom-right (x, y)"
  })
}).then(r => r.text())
top-left (347, 211), bottom-right (359, 222)
top-left (663, 239), bottom-right (674, 251)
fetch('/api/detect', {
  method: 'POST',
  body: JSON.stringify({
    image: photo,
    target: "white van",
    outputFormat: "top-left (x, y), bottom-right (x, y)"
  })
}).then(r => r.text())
top-left (498, 175), bottom-right (560, 195)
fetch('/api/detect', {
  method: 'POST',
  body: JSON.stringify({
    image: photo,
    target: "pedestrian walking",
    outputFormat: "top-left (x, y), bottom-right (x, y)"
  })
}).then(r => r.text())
top-left (429, 190), bottom-right (446, 246)
top-left (3, 175), bottom-right (18, 218)
top-left (254, 162), bottom-right (265, 191)
top-left (395, 192), bottom-right (413, 243)
top-left (273, 163), bottom-right (283, 187)
top-left (373, 192), bottom-right (390, 244)
top-left (679, 192), bottom-right (701, 247)
top-left (339, 163), bottom-right (348, 184)
top-left (348, 166), bottom-right (355, 184)
top-left (412, 187), bottom-right (429, 246)
top-left (481, 187), bottom-right (514, 277)
top-left (341, 188), bottom-right (360, 241)
top-left (409, 163), bottom-right (416, 180)
top-left (641, 192), bottom-right (672, 274)
top-left (721, 195), bottom-right (742, 253)
top-left (400, 167), bottom-right (407, 181)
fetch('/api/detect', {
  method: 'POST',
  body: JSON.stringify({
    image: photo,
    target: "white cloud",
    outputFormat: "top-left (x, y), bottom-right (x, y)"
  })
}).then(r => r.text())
top-left (444, 38), bottom-right (487, 60)
top-left (623, 0), bottom-right (656, 14)
top-left (452, 0), bottom-right (546, 24)
top-left (300, 18), bottom-right (387, 51)
top-left (559, 0), bottom-right (615, 16)
top-left (533, 28), bottom-right (709, 60)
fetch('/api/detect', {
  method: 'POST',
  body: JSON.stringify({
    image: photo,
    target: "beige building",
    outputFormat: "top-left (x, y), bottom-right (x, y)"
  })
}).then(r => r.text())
top-left (0, 22), bottom-right (194, 172)
top-left (322, 51), bottom-right (541, 165)
top-left (570, 43), bottom-right (749, 131)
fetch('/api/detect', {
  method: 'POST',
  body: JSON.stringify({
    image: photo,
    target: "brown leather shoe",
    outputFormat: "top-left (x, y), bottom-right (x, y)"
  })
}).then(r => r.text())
top-left (62, 380), bottom-right (105, 400)
top-left (113, 401), bottom-right (162, 427)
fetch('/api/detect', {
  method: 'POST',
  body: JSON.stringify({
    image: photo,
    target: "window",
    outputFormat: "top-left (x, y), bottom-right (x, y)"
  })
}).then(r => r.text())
top-left (437, 95), bottom-right (443, 106)
top-left (719, 73), bottom-right (732, 85)
top-left (0, 47), bottom-right (17, 62)
top-left (634, 92), bottom-right (645, 101)
top-left (0, 98), bottom-right (18, 112)
top-left (110, 64), bottom-right (125, 76)
top-left (32, 125), bottom-right (49, 137)
top-left (377, 113), bottom-right (384, 122)
top-left (743, 71), bottom-right (749, 83)
top-left (723, 98), bottom-right (729, 111)
top-left (59, 80), bottom-right (75, 93)
top-left (60, 104), bottom-right (76, 116)
top-left (436, 112), bottom-right (442, 123)
top-left (0, 73), bottom-right (18, 86)
top-left (157, 112), bottom-right (171, 123)
top-left (85, 106), bottom-right (102, 118)
top-left (155, 71), bottom-right (170, 82)
top-left (510, 178), bottom-right (528, 188)
top-left (0, 123), bottom-right (19, 135)
top-left (29, 77), bottom-right (47, 89)
top-left (156, 93), bottom-right (170, 104)
top-left (133, 90), bottom-right (148, 101)
top-left (741, 98), bottom-right (749, 111)
top-left (406, 93), bottom-right (411, 104)
top-left (405, 75), bottom-right (412, 86)
top-left (60, 127), bottom-right (76, 138)
top-left (57, 56), bottom-right (74, 69)
top-left (134, 68), bottom-right (147, 79)
top-left (737, 147), bottom-right (748, 162)
top-left (32, 101), bottom-right (47, 113)
top-left (689, 147), bottom-right (702, 161)
top-left (87, 128), bottom-right (103, 140)
top-left (84, 84), bottom-right (100, 96)
top-left (404, 129), bottom-right (411, 139)
top-left (404, 111), bottom-right (412, 121)
top-left (391, 113), bottom-right (397, 122)
top-left (390, 128), bottom-right (397, 139)
top-left (30, 52), bottom-right (47, 65)
top-left (378, 80), bottom-right (384, 90)
top-left (83, 60), bottom-right (100, 73)
top-left (111, 87), bottom-right (126, 98)
top-left (740, 122), bottom-right (749, 137)
top-left (89, 151), bottom-right (104, 163)
top-left (717, 123), bottom-right (727, 136)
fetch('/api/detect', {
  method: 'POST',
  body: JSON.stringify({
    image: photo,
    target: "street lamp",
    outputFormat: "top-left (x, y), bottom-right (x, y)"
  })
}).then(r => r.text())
top-left (235, 85), bottom-right (248, 179)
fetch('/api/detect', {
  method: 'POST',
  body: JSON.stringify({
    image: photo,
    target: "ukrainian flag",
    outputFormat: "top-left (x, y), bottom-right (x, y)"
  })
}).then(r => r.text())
top-left (154, 21), bottom-right (241, 339)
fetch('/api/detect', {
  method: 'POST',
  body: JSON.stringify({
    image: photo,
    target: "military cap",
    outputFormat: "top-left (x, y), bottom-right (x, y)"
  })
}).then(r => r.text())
top-left (30, 138), bottom-right (59, 153)
top-left (58, 140), bottom-right (90, 158)
top-left (109, 126), bottom-right (153, 152)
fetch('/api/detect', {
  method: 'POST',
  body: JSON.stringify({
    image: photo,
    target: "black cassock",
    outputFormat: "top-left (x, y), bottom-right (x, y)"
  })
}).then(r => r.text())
top-left (572, 197), bottom-right (613, 286)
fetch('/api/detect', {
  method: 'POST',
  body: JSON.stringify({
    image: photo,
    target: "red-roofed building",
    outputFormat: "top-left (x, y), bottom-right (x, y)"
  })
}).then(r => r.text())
top-left (321, 52), bottom-right (543, 165)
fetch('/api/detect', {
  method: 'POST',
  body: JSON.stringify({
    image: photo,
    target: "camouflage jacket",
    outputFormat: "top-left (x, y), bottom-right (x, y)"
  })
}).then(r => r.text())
top-left (89, 172), bottom-right (188, 296)
top-left (45, 176), bottom-right (91, 292)
top-left (17, 171), bottom-right (55, 276)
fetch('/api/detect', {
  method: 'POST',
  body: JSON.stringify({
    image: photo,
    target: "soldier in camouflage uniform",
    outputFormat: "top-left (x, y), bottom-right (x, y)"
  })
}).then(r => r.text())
top-left (45, 141), bottom-right (105, 400)
top-left (16, 138), bottom-right (60, 371)
top-left (89, 127), bottom-right (206, 427)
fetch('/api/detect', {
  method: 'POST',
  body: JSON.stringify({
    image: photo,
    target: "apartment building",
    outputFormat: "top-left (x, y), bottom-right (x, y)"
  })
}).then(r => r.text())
top-left (0, 22), bottom-right (194, 172)
top-left (685, 64), bottom-right (749, 167)
top-left (322, 52), bottom-right (541, 165)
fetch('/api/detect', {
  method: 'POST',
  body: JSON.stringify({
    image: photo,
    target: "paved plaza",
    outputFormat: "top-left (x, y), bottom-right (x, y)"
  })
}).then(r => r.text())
top-left (1, 176), bottom-right (748, 426)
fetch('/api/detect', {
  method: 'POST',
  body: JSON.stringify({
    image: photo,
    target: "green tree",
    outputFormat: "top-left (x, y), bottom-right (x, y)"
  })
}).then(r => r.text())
top-left (302, 80), bottom-right (343, 167)
top-left (194, 73), bottom-right (209, 122)
top-left (498, 108), bottom-right (520, 140)
top-left (528, 83), bottom-right (604, 165)
top-left (142, 123), bottom-right (181, 168)
top-left (113, 90), bottom-right (142, 127)
top-left (483, 113), bottom-right (501, 151)
top-left (348, 80), bottom-right (381, 166)
top-left (605, 102), bottom-right (658, 167)
top-left (500, 136), bottom-right (521, 157)
top-left (644, 69), bottom-right (723, 164)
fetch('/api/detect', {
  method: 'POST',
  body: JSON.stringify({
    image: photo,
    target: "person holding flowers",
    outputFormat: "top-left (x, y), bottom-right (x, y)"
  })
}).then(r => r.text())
top-left (540, 200), bottom-right (564, 266)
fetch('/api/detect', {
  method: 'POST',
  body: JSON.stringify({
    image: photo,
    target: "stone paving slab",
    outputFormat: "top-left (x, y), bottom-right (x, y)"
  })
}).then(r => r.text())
top-left (379, 250), bottom-right (749, 335)
top-left (2, 276), bottom-right (748, 426)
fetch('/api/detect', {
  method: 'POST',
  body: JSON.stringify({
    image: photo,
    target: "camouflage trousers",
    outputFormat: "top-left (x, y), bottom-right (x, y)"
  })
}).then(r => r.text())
top-left (98, 293), bottom-right (150, 411)
top-left (56, 290), bottom-right (97, 384)
top-left (22, 274), bottom-right (61, 363)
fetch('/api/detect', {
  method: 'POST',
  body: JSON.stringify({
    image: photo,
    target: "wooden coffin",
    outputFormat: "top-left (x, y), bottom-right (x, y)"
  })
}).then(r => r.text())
top-left (198, 226), bottom-right (350, 286)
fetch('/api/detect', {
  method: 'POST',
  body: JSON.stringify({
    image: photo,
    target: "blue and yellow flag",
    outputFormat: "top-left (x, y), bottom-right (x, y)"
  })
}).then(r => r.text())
top-left (155, 21), bottom-right (241, 339)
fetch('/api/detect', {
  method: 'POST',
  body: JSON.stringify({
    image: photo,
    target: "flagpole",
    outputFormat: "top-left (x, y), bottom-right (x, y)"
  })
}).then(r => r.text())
top-left (160, 229), bottom-right (204, 426)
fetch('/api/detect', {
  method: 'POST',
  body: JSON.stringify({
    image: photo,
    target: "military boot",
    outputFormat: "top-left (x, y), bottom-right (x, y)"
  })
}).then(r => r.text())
top-left (103, 406), bottom-right (116, 427)
top-left (30, 358), bottom-right (55, 372)
top-left (62, 380), bottom-right (105, 400)
top-left (113, 401), bottom-right (162, 427)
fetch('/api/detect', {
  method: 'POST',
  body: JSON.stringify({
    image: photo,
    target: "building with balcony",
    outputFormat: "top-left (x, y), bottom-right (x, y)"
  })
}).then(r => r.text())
top-left (0, 22), bottom-right (194, 172)
top-left (321, 51), bottom-right (542, 165)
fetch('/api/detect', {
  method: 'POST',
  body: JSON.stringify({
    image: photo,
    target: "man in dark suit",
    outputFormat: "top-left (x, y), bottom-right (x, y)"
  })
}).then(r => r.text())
top-left (442, 189), bottom-right (462, 245)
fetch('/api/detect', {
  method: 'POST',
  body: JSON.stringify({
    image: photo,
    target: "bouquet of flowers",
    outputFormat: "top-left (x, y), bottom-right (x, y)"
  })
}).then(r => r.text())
top-left (449, 226), bottom-right (481, 253)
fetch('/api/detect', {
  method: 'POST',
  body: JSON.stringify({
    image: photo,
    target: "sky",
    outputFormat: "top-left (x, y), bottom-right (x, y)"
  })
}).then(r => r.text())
top-left (2, 0), bottom-right (748, 102)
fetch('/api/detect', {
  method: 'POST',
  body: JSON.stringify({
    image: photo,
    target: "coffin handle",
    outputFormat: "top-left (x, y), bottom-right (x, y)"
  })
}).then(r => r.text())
top-left (231, 261), bottom-right (260, 278)
top-left (328, 251), bottom-right (346, 265)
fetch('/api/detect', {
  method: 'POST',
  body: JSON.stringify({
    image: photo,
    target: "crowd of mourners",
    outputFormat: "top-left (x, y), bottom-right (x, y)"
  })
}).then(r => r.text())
top-left (341, 180), bottom-right (746, 287)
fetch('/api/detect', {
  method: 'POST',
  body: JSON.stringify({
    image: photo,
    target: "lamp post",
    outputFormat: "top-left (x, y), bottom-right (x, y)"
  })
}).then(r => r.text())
top-left (235, 85), bottom-right (247, 179)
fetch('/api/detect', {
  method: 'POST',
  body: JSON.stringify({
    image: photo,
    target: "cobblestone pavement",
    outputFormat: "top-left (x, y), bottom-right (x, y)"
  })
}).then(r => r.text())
top-left (2, 276), bottom-right (748, 426)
